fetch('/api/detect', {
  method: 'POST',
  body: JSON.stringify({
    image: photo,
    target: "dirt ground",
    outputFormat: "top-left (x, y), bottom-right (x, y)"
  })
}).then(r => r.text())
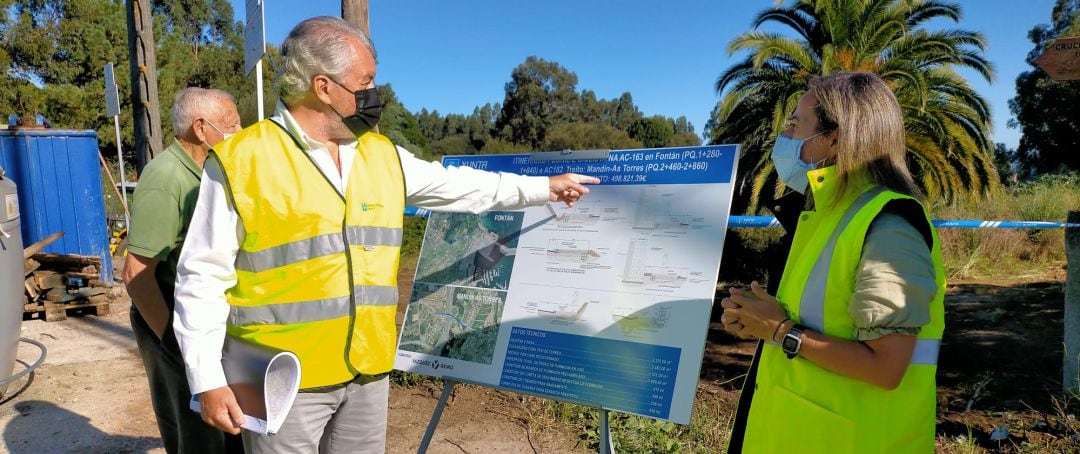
top-left (0, 258), bottom-right (1073, 453)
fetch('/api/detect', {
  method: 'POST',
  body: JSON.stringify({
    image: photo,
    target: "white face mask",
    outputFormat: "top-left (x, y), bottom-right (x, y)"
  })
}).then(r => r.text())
top-left (205, 120), bottom-right (234, 144)
top-left (770, 131), bottom-right (824, 194)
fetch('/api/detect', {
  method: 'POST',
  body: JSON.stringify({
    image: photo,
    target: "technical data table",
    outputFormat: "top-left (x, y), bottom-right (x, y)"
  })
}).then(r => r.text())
top-left (499, 327), bottom-right (679, 419)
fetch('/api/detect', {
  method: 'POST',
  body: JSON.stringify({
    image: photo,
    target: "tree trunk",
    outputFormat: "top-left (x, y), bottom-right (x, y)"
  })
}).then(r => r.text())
top-left (342, 0), bottom-right (370, 37)
top-left (125, 0), bottom-right (163, 175)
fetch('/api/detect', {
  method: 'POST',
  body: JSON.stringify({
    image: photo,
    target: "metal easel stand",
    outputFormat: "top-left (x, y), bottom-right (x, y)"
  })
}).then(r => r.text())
top-left (599, 407), bottom-right (615, 454)
top-left (417, 377), bottom-right (458, 454)
top-left (417, 376), bottom-right (617, 454)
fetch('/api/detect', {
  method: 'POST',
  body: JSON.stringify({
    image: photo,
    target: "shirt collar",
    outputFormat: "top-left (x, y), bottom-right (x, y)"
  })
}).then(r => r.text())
top-left (271, 101), bottom-right (358, 153)
top-left (807, 165), bottom-right (873, 208)
top-left (166, 139), bottom-right (202, 179)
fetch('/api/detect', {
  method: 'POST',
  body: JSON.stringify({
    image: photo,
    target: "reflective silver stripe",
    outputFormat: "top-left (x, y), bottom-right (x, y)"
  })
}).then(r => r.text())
top-left (236, 227), bottom-right (402, 273)
top-left (799, 188), bottom-right (886, 333)
top-left (910, 338), bottom-right (940, 365)
top-left (229, 285), bottom-right (398, 326)
top-left (237, 233), bottom-right (345, 273)
top-left (345, 226), bottom-right (403, 249)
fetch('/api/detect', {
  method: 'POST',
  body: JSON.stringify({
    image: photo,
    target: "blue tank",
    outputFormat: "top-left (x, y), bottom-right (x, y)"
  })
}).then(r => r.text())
top-left (0, 129), bottom-right (113, 283)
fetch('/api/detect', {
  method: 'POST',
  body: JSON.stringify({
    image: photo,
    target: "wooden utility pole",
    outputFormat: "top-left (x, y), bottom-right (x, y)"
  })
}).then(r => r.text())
top-left (1066, 211), bottom-right (1080, 392)
top-left (342, 0), bottom-right (371, 37)
top-left (342, 0), bottom-right (377, 133)
top-left (125, 0), bottom-right (163, 175)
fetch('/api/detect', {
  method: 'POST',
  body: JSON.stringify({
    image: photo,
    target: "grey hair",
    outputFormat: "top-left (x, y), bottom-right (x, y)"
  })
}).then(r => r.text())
top-left (172, 87), bottom-right (234, 137)
top-left (278, 16), bottom-right (377, 103)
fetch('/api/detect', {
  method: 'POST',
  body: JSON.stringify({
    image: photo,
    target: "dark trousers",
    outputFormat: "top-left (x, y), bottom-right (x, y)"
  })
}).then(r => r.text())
top-left (131, 306), bottom-right (244, 454)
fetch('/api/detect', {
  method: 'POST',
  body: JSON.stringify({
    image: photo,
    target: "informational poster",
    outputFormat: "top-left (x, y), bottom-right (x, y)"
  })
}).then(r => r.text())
top-left (395, 145), bottom-right (738, 424)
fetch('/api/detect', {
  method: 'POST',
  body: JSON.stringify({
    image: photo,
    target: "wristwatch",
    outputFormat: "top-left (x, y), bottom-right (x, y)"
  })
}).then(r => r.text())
top-left (780, 324), bottom-right (806, 359)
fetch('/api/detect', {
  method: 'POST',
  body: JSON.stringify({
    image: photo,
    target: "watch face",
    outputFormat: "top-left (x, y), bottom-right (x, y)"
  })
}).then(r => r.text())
top-left (781, 334), bottom-right (798, 353)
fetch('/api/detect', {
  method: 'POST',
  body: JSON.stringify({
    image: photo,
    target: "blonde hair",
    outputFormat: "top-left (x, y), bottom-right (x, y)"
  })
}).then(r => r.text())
top-left (809, 71), bottom-right (923, 201)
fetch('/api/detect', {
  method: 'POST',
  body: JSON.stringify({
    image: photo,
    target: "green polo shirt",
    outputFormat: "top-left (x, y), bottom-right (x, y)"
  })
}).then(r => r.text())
top-left (127, 139), bottom-right (202, 307)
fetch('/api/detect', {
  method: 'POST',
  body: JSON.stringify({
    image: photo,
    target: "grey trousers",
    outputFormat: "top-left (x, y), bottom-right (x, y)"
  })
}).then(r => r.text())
top-left (242, 375), bottom-right (390, 454)
top-left (131, 306), bottom-right (244, 454)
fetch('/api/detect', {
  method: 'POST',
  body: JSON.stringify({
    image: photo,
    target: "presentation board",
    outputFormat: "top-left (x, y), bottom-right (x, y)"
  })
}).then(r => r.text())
top-left (395, 145), bottom-right (738, 424)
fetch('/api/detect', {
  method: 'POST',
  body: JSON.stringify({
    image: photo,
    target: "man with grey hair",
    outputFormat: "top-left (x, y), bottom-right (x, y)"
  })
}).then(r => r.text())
top-left (173, 16), bottom-right (598, 453)
top-left (124, 87), bottom-right (242, 454)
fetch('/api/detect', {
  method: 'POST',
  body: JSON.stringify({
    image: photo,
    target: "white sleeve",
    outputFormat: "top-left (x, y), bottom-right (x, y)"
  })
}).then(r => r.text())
top-left (398, 145), bottom-right (550, 213)
top-left (172, 158), bottom-right (241, 395)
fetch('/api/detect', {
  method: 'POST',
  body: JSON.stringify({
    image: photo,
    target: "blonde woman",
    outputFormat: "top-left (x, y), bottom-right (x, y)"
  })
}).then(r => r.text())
top-left (721, 71), bottom-right (944, 453)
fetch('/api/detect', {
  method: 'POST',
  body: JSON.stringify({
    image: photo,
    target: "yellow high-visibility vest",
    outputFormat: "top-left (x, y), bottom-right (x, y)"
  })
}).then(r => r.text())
top-left (741, 166), bottom-right (945, 453)
top-left (211, 119), bottom-right (405, 389)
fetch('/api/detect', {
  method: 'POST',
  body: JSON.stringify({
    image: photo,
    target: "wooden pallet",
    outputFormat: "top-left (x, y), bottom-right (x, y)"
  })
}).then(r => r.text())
top-left (23, 251), bottom-right (112, 322)
top-left (24, 295), bottom-right (111, 322)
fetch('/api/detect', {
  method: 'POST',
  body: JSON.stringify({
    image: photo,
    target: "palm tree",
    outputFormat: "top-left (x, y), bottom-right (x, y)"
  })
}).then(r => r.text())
top-left (709, 0), bottom-right (998, 212)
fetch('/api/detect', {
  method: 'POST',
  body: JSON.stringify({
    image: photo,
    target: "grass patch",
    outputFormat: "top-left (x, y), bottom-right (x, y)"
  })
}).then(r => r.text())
top-left (529, 387), bottom-right (738, 453)
top-left (933, 173), bottom-right (1079, 279)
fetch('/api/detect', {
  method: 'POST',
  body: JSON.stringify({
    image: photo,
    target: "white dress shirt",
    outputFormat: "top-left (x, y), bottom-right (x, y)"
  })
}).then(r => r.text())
top-left (174, 102), bottom-right (550, 394)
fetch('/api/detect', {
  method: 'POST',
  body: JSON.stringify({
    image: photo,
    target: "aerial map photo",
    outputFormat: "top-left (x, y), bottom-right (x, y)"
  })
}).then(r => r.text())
top-left (398, 283), bottom-right (506, 364)
top-left (412, 211), bottom-right (525, 290)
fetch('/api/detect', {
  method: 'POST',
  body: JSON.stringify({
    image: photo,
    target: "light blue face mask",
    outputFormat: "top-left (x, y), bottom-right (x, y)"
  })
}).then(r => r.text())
top-left (771, 132), bottom-right (823, 194)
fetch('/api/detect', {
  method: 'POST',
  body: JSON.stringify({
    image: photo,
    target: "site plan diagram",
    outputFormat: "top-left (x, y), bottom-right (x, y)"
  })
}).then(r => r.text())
top-left (396, 146), bottom-right (738, 424)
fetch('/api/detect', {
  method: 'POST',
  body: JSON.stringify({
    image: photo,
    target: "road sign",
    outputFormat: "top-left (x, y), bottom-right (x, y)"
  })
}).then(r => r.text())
top-left (103, 63), bottom-right (120, 117)
top-left (1035, 36), bottom-right (1080, 81)
top-left (244, 0), bottom-right (266, 75)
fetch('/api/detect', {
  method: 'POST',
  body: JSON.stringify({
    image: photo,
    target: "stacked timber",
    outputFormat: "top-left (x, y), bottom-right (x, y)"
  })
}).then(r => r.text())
top-left (23, 253), bottom-right (112, 322)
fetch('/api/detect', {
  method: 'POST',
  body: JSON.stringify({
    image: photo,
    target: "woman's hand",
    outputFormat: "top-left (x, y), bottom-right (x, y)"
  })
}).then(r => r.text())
top-left (720, 281), bottom-right (790, 341)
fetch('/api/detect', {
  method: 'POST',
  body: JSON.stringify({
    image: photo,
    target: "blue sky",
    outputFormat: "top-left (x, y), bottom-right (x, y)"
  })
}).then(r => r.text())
top-left (231, 0), bottom-right (1056, 149)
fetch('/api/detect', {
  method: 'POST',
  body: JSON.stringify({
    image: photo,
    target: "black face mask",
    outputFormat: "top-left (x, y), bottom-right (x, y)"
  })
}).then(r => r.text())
top-left (328, 78), bottom-right (383, 137)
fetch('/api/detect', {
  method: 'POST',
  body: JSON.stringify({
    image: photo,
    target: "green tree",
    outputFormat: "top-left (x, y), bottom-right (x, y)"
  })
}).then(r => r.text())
top-left (495, 56), bottom-right (579, 148)
top-left (0, 0), bottom-right (273, 163)
top-left (479, 137), bottom-right (531, 154)
top-left (628, 116), bottom-right (675, 148)
top-left (627, 115), bottom-right (702, 149)
top-left (152, 0), bottom-right (275, 134)
top-left (709, 0), bottom-right (998, 212)
top-left (377, 83), bottom-right (426, 155)
top-left (422, 56), bottom-right (697, 154)
top-left (600, 92), bottom-right (641, 131)
top-left (1, 0), bottom-right (132, 148)
top-left (668, 116), bottom-right (701, 146)
top-left (542, 122), bottom-right (642, 151)
top-left (428, 134), bottom-right (477, 158)
top-left (991, 142), bottom-right (1019, 185)
top-left (1008, 0), bottom-right (1080, 176)
top-left (416, 108), bottom-right (444, 144)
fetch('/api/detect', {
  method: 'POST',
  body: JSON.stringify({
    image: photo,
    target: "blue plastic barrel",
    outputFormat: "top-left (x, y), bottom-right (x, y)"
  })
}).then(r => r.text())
top-left (0, 129), bottom-right (113, 283)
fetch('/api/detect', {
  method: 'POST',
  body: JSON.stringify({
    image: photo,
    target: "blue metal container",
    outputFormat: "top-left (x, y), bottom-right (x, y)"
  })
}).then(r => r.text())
top-left (0, 129), bottom-right (113, 283)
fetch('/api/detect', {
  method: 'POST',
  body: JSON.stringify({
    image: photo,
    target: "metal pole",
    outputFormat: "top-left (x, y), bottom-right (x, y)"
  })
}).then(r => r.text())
top-left (113, 115), bottom-right (130, 229)
top-left (599, 408), bottom-right (614, 454)
top-left (255, 59), bottom-right (264, 120)
top-left (1065, 211), bottom-right (1080, 392)
top-left (417, 379), bottom-right (456, 453)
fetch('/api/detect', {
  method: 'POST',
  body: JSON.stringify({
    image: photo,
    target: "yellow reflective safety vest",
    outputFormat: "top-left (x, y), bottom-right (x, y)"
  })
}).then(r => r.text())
top-left (211, 119), bottom-right (405, 389)
top-left (741, 166), bottom-right (945, 453)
